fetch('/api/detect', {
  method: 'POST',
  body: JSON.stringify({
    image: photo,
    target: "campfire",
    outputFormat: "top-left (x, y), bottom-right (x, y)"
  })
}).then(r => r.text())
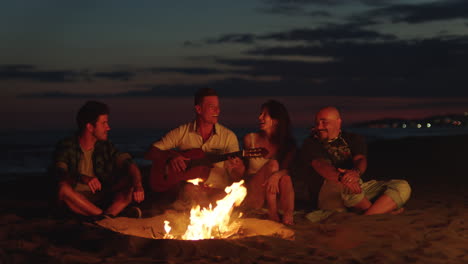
top-left (96, 180), bottom-right (294, 241)
top-left (164, 179), bottom-right (246, 240)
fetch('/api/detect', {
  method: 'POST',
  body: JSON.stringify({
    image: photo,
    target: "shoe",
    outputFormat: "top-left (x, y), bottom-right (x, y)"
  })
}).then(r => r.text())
top-left (119, 206), bottom-right (142, 218)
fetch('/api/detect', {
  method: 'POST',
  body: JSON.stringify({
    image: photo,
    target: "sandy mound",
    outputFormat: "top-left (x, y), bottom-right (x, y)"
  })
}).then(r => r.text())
top-left (95, 210), bottom-right (295, 240)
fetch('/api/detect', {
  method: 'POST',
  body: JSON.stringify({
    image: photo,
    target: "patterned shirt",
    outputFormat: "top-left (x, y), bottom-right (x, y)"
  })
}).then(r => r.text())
top-left (300, 131), bottom-right (367, 170)
top-left (53, 135), bottom-right (133, 187)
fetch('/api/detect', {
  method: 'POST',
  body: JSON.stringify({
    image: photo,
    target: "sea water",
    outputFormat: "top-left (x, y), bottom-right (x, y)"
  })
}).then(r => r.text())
top-left (1, 127), bottom-right (468, 178)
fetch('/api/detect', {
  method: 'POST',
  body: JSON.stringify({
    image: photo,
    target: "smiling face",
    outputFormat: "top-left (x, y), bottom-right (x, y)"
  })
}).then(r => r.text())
top-left (258, 107), bottom-right (277, 134)
top-left (88, 114), bottom-right (111, 141)
top-left (315, 107), bottom-right (341, 141)
top-left (195, 95), bottom-right (220, 125)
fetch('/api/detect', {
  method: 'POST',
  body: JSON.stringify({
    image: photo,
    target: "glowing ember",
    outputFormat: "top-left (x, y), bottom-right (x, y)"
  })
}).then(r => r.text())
top-left (187, 178), bottom-right (204, 185)
top-left (164, 180), bottom-right (247, 240)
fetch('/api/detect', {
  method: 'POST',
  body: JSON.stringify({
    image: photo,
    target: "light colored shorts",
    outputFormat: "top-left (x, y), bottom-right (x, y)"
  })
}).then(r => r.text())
top-left (318, 179), bottom-right (411, 211)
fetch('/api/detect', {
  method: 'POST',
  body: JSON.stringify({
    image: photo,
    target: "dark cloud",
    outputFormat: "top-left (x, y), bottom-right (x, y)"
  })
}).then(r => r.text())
top-left (262, 0), bottom-right (347, 7)
top-left (93, 71), bottom-right (135, 81)
top-left (256, 5), bottom-right (331, 17)
top-left (0, 64), bottom-right (80, 82)
top-left (260, 1), bottom-right (468, 25)
top-left (21, 34), bottom-right (468, 98)
top-left (0, 65), bottom-right (141, 83)
top-left (203, 24), bottom-right (395, 46)
top-left (206, 33), bottom-right (257, 45)
top-left (149, 67), bottom-right (226, 75)
top-left (259, 0), bottom-right (397, 15)
top-left (260, 24), bottom-right (397, 42)
top-left (217, 36), bottom-right (468, 97)
top-left (21, 91), bottom-right (102, 98)
top-left (358, 0), bottom-right (468, 24)
top-left (263, 0), bottom-right (407, 7)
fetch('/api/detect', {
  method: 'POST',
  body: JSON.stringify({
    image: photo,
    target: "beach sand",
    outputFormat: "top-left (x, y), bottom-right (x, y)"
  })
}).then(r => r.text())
top-left (1, 135), bottom-right (467, 263)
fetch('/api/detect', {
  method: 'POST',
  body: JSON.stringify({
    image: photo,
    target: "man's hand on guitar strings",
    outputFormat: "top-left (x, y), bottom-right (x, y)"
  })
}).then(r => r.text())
top-left (169, 154), bottom-right (190, 172)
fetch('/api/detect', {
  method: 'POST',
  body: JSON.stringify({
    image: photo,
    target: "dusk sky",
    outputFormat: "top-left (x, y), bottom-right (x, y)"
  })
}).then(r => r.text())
top-left (2, 0), bottom-right (468, 130)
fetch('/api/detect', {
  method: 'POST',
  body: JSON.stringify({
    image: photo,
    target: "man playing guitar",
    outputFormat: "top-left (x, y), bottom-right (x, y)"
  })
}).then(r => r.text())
top-left (145, 88), bottom-right (245, 208)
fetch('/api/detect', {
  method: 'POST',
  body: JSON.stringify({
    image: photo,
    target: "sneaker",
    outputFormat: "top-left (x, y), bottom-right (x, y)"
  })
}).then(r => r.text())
top-left (119, 206), bottom-right (142, 218)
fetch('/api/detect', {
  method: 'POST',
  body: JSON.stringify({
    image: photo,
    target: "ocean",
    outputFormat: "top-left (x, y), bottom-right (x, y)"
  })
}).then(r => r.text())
top-left (2, 127), bottom-right (468, 177)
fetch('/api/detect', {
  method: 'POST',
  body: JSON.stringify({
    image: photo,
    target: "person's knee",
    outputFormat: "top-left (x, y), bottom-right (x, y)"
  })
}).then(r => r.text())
top-left (57, 181), bottom-right (73, 201)
top-left (386, 179), bottom-right (411, 207)
top-left (342, 192), bottom-right (366, 208)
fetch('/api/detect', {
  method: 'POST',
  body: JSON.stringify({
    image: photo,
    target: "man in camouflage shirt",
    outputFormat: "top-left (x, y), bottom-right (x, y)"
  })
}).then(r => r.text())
top-left (300, 106), bottom-right (411, 214)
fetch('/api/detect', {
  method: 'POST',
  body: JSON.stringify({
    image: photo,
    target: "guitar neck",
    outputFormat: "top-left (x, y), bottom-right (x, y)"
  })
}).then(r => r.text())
top-left (189, 150), bottom-right (243, 167)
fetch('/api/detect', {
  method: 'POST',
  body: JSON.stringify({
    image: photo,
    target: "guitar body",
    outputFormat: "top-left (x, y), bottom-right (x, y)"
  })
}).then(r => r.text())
top-left (146, 147), bottom-right (267, 192)
top-left (148, 149), bottom-right (211, 192)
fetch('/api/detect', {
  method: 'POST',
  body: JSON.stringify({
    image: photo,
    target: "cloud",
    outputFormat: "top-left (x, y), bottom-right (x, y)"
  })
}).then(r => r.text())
top-left (262, 0), bottom-right (351, 7)
top-left (0, 65), bottom-right (142, 83)
top-left (263, 0), bottom-right (408, 7)
top-left (259, 1), bottom-right (468, 25)
top-left (0, 64), bottom-right (80, 83)
top-left (19, 34), bottom-right (468, 98)
top-left (256, 5), bottom-right (331, 17)
top-left (260, 24), bottom-right (397, 42)
top-left (93, 71), bottom-right (135, 81)
top-left (357, 0), bottom-right (468, 24)
top-left (206, 33), bottom-right (257, 45)
top-left (202, 24), bottom-right (395, 46)
top-left (258, 0), bottom-right (398, 17)
top-left (149, 67), bottom-right (226, 75)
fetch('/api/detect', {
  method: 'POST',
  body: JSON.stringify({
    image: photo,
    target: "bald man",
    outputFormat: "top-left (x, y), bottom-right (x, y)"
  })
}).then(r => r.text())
top-left (299, 107), bottom-right (411, 215)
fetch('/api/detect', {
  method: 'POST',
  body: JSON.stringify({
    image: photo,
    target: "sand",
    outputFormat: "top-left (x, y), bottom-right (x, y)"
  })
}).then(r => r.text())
top-left (1, 135), bottom-right (467, 263)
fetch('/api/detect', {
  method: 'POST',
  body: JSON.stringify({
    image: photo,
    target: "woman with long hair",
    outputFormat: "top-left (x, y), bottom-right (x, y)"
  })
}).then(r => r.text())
top-left (243, 100), bottom-right (296, 225)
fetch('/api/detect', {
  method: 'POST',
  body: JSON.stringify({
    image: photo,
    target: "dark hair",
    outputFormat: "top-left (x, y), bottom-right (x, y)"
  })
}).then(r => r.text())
top-left (260, 100), bottom-right (295, 164)
top-left (76, 101), bottom-right (110, 134)
top-left (194, 88), bottom-right (218, 106)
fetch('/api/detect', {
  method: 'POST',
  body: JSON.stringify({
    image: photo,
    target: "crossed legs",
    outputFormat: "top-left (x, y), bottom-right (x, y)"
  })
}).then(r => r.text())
top-left (351, 194), bottom-right (399, 215)
top-left (348, 179), bottom-right (411, 215)
top-left (58, 181), bottom-right (133, 217)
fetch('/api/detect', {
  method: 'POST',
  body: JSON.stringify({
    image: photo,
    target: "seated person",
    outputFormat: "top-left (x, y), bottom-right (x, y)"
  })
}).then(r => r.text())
top-left (300, 106), bottom-right (411, 214)
top-left (53, 101), bottom-right (144, 219)
top-left (243, 100), bottom-right (296, 225)
top-left (145, 88), bottom-right (244, 208)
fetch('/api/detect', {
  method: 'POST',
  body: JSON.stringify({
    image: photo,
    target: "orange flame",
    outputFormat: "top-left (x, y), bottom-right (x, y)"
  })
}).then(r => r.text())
top-left (186, 178), bottom-right (204, 186)
top-left (164, 180), bottom-right (247, 240)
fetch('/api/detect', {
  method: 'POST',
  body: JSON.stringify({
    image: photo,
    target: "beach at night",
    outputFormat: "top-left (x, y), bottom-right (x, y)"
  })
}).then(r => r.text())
top-left (1, 132), bottom-right (467, 263)
top-left (2, 1), bottom-right (468, 263)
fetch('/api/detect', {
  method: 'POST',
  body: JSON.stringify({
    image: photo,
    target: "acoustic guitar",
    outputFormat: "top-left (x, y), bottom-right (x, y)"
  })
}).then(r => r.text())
top-left (146, 148), bottom-right (268, 192)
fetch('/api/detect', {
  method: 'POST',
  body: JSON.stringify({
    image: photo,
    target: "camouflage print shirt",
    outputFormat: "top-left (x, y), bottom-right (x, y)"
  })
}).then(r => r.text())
top-left (299, 131), bottom-right (367, 171)
top-left (53, 135), bottom-right (133, 187)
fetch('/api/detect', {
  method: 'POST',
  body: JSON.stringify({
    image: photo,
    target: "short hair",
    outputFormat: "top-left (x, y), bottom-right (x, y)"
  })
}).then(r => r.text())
top-left (76, 101), bottom-right (110, 133)
top-left (194, 88), bottom-right (218, 106)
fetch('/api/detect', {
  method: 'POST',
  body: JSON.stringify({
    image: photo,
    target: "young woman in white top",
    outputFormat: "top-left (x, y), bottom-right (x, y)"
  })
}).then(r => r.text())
top-left (243, 100), bottom-right (296, 225)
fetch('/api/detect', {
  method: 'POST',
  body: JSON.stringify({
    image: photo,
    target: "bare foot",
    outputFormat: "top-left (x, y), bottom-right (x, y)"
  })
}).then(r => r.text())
top-left (282, 213), bottom-right (294, 225)
top-left (390, 207), bottom-right (405, 215)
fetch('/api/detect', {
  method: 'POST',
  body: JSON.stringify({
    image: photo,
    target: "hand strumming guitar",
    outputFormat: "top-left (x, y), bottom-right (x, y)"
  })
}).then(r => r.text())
top-left (169, 154), bottom-right (190, 173)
